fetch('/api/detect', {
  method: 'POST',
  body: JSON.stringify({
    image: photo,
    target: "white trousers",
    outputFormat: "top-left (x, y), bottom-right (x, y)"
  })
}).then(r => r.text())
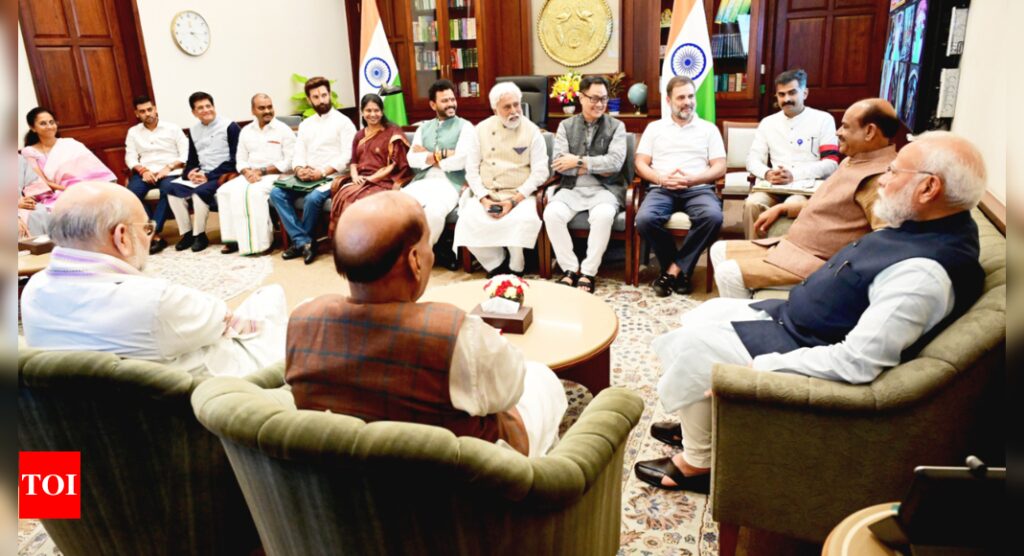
top-left (215, 175), bottom-right (277, 254)
top-left (709, 241), bottom-right (752, 299)
top-left (514, 361), bottom-right (569, 457)
top-left (652, 298), bottom-right (767, 468)
top-left (469, 246), bottom-right (526, 272)
top-left (168, 195), bottom-right (211, 235)
top-left (543, 200), bottom-right (617, 277)
top-left (401, 178), bottom-right (460, 245)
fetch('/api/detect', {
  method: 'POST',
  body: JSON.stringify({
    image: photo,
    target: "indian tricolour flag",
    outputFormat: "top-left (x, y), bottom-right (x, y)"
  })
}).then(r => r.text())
top-left (661, 0), bottom-right (715, 123)
top-left (359, 0), bottom-right (408, 126)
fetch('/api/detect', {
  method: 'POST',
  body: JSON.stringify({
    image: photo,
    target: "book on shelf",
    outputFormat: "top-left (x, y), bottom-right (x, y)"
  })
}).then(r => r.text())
top-left (449, 0), bottom-right (472, 8)
top-left (711, 27), bottom-right (746, 58)
top-left (714, 0), bottom-right (751, 24)
top-left (449, 47), bottom-right (478, 70)
top-left (412, 16), bottom-right (438, 43)
top-left (414, 46), bottom-right (440, 71)
top-left (414, 0), bottom-right (437, 11)
top-left (448, 17), bottom-right (477, 40)
top-left (714, 73), bottom-right (747, 92)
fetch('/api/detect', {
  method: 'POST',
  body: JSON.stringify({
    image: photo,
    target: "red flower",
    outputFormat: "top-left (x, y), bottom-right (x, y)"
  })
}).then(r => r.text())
top-left (516, 286), bottom-right (523, 296)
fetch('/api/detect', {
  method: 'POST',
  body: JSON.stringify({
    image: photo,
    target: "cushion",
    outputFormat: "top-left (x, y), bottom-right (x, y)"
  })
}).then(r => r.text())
top-left (666, 212), bottom-right (692, 230)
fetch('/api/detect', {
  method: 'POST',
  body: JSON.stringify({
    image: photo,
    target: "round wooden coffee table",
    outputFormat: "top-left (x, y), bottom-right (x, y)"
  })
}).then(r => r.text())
top-left (420, 279), bottom-right (618, 394)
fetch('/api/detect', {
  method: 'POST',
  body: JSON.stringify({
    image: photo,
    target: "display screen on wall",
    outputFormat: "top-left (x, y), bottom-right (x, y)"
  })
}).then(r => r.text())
top-left (880, 0), bottom-right (929, 130)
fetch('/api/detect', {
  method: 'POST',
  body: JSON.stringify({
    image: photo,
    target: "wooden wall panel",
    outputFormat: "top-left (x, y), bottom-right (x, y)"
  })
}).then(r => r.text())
top-left (789, 0), bottom-right (828, 11)
top-left (82, 47), bottom-right (129, 124)
top-left (25, 0), bottom-right (70, 37)
top-left (783, 18), bottom-right (826, 86)
top-left (70, 0), bottom-right (112, 38)
top-left (36, 47), bottom-right (89, 127)
top-left (828, 14), bottom-right (873, 86)
top-left (834, 0), bottom-right (877, 8)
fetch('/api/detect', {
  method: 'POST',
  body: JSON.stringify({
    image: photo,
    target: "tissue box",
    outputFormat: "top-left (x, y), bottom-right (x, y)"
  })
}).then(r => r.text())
top-left (18, 237), bottom-right (54, 255)
top-left (471, 304), bottom-right (533, 334)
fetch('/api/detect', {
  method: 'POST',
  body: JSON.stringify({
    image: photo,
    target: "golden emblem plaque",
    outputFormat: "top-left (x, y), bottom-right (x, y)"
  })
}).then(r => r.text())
top-left (537, 0), bottom-right (614, 67)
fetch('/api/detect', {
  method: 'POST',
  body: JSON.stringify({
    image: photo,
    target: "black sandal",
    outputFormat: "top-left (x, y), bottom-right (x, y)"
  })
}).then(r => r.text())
top-left (576, 274), bottom-right (596, 293)
top-left (556, 270), bottom-right (579, 287)
top-left (634, 457), bottom-right (711, 494)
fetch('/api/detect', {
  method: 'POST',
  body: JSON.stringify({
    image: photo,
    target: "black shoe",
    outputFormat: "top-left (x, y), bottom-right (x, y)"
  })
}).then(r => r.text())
top-left (149, 238), bottom-right (168, 255)
top-left (220, 242), bottom-right (239, 254)
top-left (634, 457), bottom-right (710, 494)
top-left (486, 258), bottom-right (511, 278)
top-left (190, 232), bottom-right (209, 252)
top-left (650, 421), bottom-right (683, 447)
top-left (281, 244), bottom-right (306, 260)
top-left (510, 268), bottom-right (525, 278)
top-left (302, 242), bottom-right (317, 265)
top-left (434, 244), bottom-right (459, 271)
top-left (672, 273), bottom-right (693, 295)
top-left (651, 273), bottom-right (674, 297)
top-left (175, 232), bottom-right (194, 251)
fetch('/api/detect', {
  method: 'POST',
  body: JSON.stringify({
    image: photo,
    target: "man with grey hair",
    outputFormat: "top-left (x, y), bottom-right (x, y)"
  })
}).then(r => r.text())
top-left (637, 131), bottom-right (987, 494)
top-left (216, 93), bottom-right (295, 255)
top-left (21, 182), bottom-right (288, 377)
top-left (453, 81), bottom-right (548, 276)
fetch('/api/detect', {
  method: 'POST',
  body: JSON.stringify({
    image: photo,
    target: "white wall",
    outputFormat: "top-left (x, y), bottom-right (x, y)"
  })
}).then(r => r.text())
top-left (136, 0), bottom-right (355, 126)
top-left (17, 1), bottom-right (355, 136)
top-left (18, 26), bottom-right (40, 147)
top-left (951, 0), bottom-right (1006, 205)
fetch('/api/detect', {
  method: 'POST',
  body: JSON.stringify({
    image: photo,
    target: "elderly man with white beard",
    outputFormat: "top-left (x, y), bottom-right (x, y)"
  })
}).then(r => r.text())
top-left (634, 131), bottom-right (987, 494)
top-left (20, 182), bottom-right (288, 377)
top-left (453, 82), bottom-right (548, 277)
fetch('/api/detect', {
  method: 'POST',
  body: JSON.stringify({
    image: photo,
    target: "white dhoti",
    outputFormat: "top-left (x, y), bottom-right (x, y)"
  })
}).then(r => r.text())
top-left (215, 174), bottom-right (278, 255)
top-left (402, 178), bottom-right (461, 245)
top-left (651, 297), bottom-right (770, 467)
top-left (453, 193), bottom-right (542, 272)
top-left (515, 361), bottom-right (569, 457)
top-left (202, 284), bottom-right (289, 377)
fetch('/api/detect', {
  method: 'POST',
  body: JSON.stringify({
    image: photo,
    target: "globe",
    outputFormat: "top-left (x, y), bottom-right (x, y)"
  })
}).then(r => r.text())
top-left (627, 83), bottom-right (648, 114)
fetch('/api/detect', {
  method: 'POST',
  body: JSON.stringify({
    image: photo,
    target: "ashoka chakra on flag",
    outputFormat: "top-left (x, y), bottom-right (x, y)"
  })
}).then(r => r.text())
top-left (363, 57), bottom-right (392, 88)
top-left (670, 43), bottom-right (708, 81)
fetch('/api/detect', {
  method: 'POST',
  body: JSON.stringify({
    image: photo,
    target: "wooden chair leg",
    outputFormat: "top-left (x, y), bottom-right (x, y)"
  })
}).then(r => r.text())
top-left (461, 247), bottom-right (473, 273)
top-left (718, 522), bottom-right (740, 556)
top-left (624, 233), bottom-right (633, 286)
top-left (705, 247), bottom-right (714, 293)
top-left (539, 234), bottom-right (552, 279)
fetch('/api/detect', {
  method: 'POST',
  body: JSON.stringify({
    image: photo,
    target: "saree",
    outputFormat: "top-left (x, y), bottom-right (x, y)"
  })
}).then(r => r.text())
top-left (21, 138), bottom-right (117, 206)
top-left (328, 125), bottom-right (410, 238)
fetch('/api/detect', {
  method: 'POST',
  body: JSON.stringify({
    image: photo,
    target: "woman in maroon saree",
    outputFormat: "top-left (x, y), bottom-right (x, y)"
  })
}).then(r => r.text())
top-left (329, 94), bottom-right (411, 237)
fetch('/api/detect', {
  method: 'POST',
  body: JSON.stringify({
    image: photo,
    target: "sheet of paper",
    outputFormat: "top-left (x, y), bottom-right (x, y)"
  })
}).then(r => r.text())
top-left (170, 177), bottom-right (198, 188)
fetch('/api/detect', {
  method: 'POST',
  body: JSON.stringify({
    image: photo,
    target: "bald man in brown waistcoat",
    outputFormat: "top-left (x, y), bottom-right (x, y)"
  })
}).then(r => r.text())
top-left (284, 191), bottom-right (567, 456)
top-left (708, 98), bottom-right (900, 298)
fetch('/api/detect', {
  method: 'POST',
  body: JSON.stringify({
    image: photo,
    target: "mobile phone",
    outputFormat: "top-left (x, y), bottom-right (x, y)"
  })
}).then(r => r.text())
top-left (488, 204), bottom-right (503, 214)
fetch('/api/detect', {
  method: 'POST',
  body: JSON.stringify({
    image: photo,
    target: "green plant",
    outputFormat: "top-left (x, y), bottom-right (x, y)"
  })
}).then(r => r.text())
top-left (606, 72), bottom-right (626, 97)
top-left (291, 73), bottom-right (343, 118)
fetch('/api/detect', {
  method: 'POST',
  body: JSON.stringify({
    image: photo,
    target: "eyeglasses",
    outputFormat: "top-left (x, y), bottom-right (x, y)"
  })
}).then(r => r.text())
top-left (127, 220), bottom-right (157, 237)
top-left (884, 166), bottom-right (936, 177)
top-left (580, 92), bottom-right (609, 105)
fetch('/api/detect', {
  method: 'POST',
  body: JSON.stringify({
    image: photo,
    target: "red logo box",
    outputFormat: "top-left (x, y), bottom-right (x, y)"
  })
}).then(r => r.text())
top-left (19, 451), bottom-right (81, 519)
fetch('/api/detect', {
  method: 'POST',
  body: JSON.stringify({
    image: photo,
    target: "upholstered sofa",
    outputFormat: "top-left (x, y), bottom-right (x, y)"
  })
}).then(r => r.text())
top-left (710, 209), bottom-right (1006, 542)
top-left (191, 373), bottom-right (643, 556)
top-left (18, 349), bottom-right (283, 556)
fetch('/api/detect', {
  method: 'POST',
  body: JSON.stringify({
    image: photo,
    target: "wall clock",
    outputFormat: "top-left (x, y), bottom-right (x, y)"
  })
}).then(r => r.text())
top-left (171, 10), bottom-right (211, 57)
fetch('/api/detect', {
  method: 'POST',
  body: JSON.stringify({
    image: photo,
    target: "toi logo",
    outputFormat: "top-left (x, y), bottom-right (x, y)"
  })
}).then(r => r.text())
top-left (19, 452), bottom-right (81, 519)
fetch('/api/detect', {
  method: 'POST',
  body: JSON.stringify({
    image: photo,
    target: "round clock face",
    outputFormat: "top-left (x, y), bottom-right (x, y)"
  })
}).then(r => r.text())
top-left (171, 11), bottom-right (210, 56)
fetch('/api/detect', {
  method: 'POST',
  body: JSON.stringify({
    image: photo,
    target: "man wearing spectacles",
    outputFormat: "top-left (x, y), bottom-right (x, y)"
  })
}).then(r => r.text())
top-left (708, 98), bottom-right (899, 299)
top-left (543, 75), bottom-right (628, 293)
top-left (21, 182), bottom-right (288, 377)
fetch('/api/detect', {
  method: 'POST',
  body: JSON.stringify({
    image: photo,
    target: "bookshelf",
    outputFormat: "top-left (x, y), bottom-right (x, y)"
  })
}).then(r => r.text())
top-left (404, 0), bottom-right (487, 112)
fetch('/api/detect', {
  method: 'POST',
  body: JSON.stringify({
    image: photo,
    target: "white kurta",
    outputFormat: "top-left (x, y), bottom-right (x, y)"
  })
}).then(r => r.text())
top-left (453, 126), bottom-right (548, 250)
top-left (124, 120), bottom-right (189, 173)
top-left (292, 109), bottom-right (357, 177)
top-left (448, 314), bottom-right (567, 457)
top-left (745, 107), bottom-right (839, 181)
top-left (21, 247), bottom-right (288, 377)
top-left (404, 119), bottom-right (474, 244)
top-left (217, 119), bottom-right (296, 254)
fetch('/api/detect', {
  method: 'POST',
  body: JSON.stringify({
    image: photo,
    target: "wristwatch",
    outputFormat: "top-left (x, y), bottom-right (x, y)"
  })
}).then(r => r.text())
top-left (576, 158), bottom-right (583, 168)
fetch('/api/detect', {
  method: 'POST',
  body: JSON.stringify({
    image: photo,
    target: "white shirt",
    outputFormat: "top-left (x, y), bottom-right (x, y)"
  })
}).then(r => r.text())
top-left (124, 120), bottom-right (189, 173)
top-left (292, 109), bottom-right (357, 175)
top-left (636, 117), bottom-right (726, 188)
top-left (237, 118), bottom-right (296, 173)
top-left (746, 107), bottom-right (839, 180)
top-left (21, 247), bottom-right (283, 377)
top-left (448, 315), bottom-right (526, 415)
top-left (408, 118), bottom-right (475, 181)
top-left (464, 124), bottom-right (549, 198)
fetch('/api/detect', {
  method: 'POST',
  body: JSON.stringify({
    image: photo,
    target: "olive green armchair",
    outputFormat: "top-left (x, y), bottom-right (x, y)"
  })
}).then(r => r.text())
top-left (18, 349), bottom-right (284, 556)
top-left (191, 376), bottom-right (643, 556)
top-left (711, 209), bottom-right (1006, 542)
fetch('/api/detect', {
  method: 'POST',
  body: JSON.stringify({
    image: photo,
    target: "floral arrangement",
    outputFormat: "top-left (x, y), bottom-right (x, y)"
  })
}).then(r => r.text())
top-left (483, 274), bottom-right (529, 305)
top-left (550, 71), bottom-right (582, 106)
